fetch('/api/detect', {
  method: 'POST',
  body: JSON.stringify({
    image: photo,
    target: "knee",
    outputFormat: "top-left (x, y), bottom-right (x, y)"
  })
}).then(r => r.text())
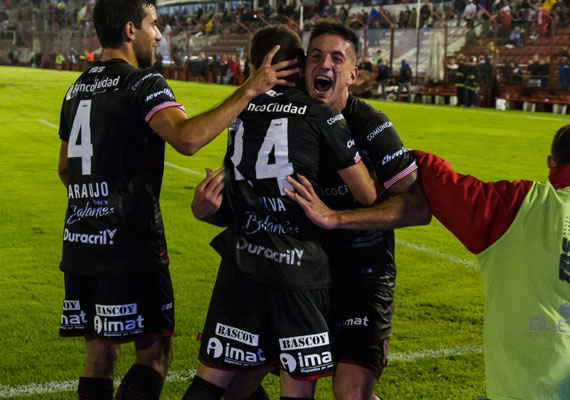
top-left (84, 341), bottom-right (120, 378)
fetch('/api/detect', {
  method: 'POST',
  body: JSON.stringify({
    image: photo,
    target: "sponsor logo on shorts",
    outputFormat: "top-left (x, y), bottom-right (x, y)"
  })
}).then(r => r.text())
top-left (93, 303), bottom-right (144, 337)
top-left (206, 337), bottom-right (266, 367)
top-left (63, 228), bottom-right (117, 245)
top-left (95, 303), bottom-right (137, 316)
top-left (342, 315), bottom-right (369, 327)
top-left (381, 146), bottom-right (408, 166)
top-left (279, 332), bottom-right (330, 350)
top-left (279, 351), bottom-right (333, 374)
top-left (60, 300), bottom-right (88, 330)
top-left (326, 113), bottom-right (344, 125)
top-left (215, 323), bottom-right (259, 346)
top-left (63, 300), bottom-right (80, 311)
top-left (366, 121), bottom-right (393, 142)
top-left (237, 236), bottom-right (304, 266)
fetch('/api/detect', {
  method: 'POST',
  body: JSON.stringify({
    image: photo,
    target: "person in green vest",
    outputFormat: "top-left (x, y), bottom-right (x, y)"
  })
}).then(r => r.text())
top-left (285, 124), bottom-right (570, 400)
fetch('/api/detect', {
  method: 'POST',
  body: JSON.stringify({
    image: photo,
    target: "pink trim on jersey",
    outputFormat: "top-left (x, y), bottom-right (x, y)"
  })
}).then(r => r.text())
top-left (145, 102), bottom-right (185, 123)
top-left (383, 161), bottom-right (417, 189)
top-left (354, 152), bottom-right (362, 164)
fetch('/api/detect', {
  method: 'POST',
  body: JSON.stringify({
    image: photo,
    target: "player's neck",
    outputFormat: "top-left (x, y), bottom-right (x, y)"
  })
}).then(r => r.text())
top-left (100, 45), bottom-right (138, 68)
top-left (332, 91), bottom-right (349, 112)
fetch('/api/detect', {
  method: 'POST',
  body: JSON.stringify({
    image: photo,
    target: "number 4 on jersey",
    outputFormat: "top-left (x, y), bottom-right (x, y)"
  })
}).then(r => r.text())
top-left (231, 118), bottom-right (294, 195)
top-left (67, 99), bottom-right (93, 175)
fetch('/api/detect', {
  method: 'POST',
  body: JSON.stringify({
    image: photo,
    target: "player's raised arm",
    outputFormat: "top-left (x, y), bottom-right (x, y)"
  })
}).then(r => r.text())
top-left (149, 46), bottom-right (299, 156)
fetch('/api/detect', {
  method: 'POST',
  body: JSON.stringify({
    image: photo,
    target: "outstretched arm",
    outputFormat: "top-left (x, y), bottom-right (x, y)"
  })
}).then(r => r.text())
top-left (150, 45), bottom-right (299, 155)
top-left (285, 170), bottom-right (430, 231)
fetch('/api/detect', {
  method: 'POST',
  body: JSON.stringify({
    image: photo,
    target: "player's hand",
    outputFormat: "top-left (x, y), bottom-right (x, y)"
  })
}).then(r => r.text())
top-left (284, 174), bottom-right (339, 230)
top-left (191, 167), bottom-right (225, 221)
top-left (242, 45), bottom-right (299, 99)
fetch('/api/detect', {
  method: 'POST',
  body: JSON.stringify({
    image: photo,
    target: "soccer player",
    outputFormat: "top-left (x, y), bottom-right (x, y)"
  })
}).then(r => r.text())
top-left (288, 126), bottom-right (570, 400)
top-left (193, 22), bottom-right (431, 400)
top-left (56, 0), bottom-right (297, 398)
top-left (183, 25), bottom-right (377, 399)
top-left (302, 22), bottom-right (430, 400)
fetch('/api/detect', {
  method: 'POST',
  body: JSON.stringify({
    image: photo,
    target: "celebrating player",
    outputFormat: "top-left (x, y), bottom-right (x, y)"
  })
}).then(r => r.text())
top-left (56, 0), bottom-right (297, 398)
top-left (183, 25), bottom-right (377, 399)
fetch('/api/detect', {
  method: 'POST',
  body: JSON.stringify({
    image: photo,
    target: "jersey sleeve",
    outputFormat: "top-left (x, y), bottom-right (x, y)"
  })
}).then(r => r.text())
top-left (317, 105), bottom-right (362, 171)
top-left (413, 150), bottom-right (533, 254)
top-left (130, 70), bottom-right (186, 123)
top-left (358, 110), bottom-right (417, 189)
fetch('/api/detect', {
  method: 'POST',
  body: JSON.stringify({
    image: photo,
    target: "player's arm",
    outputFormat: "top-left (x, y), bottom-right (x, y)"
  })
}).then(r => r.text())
top-left (58, 140), bottom-right (68, 186)
top-left (191, 167), bottom-right (234, 227)
top-left (285, 171), bottom-right (429, 231)
top-left (149, 46), bottom-right (298, 155)
top-left (337, 161), bottom-right (377, 206)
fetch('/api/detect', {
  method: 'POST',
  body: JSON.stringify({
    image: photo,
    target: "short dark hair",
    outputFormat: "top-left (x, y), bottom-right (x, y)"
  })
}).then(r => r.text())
top-left (94, 0), bottom-right (156, 49)
top-left (250, 25), bottom-right (305, 70)
top-left (551, 125), bottom-right (570, 164)
top-left (308, 22), bottom-right (359, 60)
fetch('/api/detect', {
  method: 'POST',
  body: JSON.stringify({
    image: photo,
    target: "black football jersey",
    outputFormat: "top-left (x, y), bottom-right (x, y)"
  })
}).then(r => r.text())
top-left (210, 87), bottom-right (361, 289)
top-left (58, 59), bottom-right (184, 276)
top-left (321, 95), bottom-right (417, 248)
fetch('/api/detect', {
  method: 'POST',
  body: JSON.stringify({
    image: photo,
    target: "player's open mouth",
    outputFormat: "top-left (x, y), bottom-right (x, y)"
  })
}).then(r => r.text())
top-left (314, 76), bottom-right (332, 94)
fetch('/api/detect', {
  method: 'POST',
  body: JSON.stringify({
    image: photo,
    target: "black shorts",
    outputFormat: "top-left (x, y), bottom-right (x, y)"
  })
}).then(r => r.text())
top-left (330, 241), bottom-right (396, 378)
top-left (59, 268), bottom-right (175, 343)
top-left (198, 259), bottom-right (334, 380)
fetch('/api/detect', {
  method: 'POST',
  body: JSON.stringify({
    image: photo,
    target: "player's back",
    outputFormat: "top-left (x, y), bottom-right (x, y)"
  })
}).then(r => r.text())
top-left (213, 87), bottom-right (360, 289)
top-left (59, 60), bottom-right (180, 275)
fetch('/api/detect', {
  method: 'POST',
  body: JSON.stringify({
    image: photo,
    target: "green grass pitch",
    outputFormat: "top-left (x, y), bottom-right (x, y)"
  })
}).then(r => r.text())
top-left (0, 66), bottom-right (568, 399)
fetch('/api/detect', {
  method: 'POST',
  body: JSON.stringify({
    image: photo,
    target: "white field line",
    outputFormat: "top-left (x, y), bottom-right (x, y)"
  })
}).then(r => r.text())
top-left (0, 346), bottom-right (483, 397)
top-left (0, 369), bottom-right (197, 398)
top-left (379, 103), bottom-right (569, 121)
top-left (396, 238), bottom-right (478, 269)
top-left (38, 119), bottom-right (59, 129)
top-left (164, 161), bottom-right (205, 177)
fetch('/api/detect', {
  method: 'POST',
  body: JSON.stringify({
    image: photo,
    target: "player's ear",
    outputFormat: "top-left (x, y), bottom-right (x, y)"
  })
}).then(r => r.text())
top-left (348, 65), bottom-right (358, 86)
top-left (123, 21), bottom-right (137, 43)
top-left (249, 62), bottom-right (255, 75)
top-left (547, 155), bottom-right (557, 169)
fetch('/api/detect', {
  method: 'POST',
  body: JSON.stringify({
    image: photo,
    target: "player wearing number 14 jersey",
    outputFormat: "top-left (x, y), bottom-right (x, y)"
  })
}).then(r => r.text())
top-left (183, 26), bottom-right (377, 399)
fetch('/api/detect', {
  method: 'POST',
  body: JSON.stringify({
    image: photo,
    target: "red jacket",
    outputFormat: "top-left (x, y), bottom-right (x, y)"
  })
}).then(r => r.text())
top-left (413, 150), bottom-right (570, 254)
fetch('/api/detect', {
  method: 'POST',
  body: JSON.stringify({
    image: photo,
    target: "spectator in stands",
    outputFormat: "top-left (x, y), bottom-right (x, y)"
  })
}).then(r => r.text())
top-left (358, 56), bottom-right (373, 73)
top-left (505, 59), bottom-right (523, 84)
top-left (408, 6), bottom-right (417, 28)
top-left (455, 0), bottom-right (466, 26)
top-left (454, 54), bottom-right (466, 106)
top-left (464, 0), bottom-right (477, 28)
top-left (528, 54), bottom-right (542, 87)
top-left (507, 26), bottom-right (523, 47)
top-left (540, 56), bottom-right (551, 88)
top-left (465, 56), bottom-right (480, 107)
top-left (420, 2), bottom-right (431, 26)
top-left (208, 54), bottom-right (222, 84)
top-left (223, 54), bottom-right (237, 84)
top-left (396, 59), bottom-right (413, 102)
top-left (374, 49), bottom-right (385, 65)
top-left (559, 56), bottom-right (569, 88)
top-left (376, 58), bottom-right (392, 100)
top-left (478, 54), bottom-right (492, 85)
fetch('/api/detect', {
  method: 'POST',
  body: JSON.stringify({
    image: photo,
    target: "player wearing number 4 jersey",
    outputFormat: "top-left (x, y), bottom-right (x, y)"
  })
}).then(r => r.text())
top-left (56, 1), bottom-right (297, 399)
top-left (183, 25), bottom-right (377, 399)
